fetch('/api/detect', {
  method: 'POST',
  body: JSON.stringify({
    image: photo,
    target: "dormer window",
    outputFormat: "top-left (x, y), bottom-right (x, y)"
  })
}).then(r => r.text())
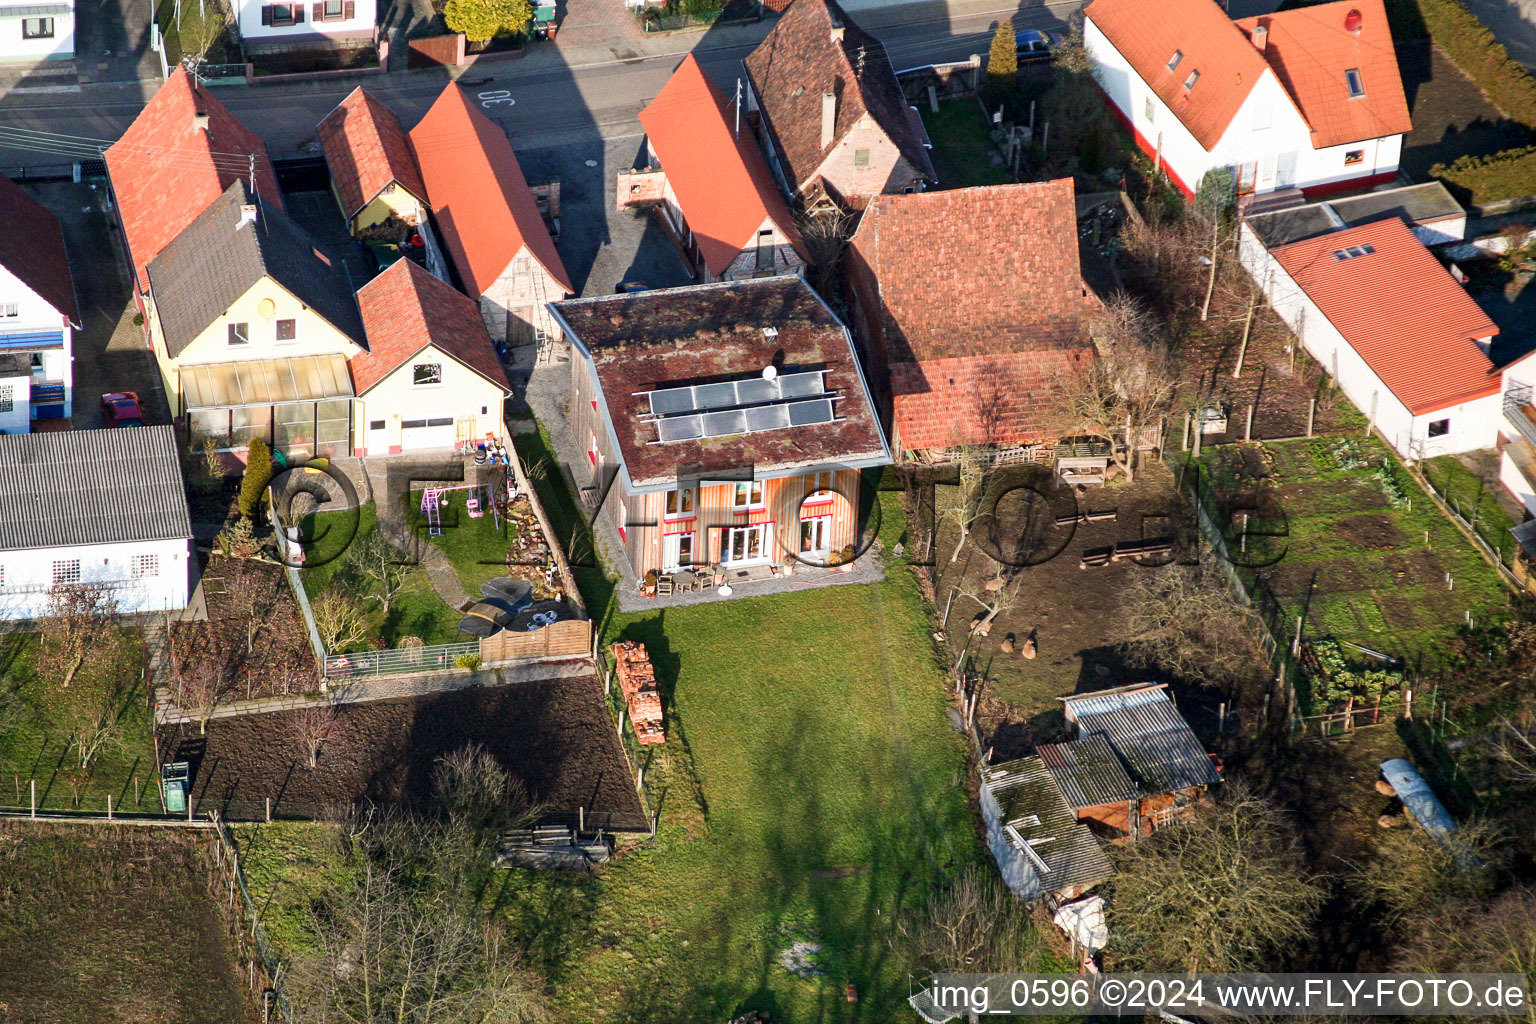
top-left (1167, 49), bottom-right (1183, 71)
top-left (1345, 68), bottom-right (1364, 97)
top-left (1184, 69), bottom-right (1200, 90)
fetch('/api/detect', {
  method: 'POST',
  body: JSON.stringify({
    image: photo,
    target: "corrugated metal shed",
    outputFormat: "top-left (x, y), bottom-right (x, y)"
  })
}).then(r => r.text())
top-left (0, 426), bottom-right (194, 551)
top-left (1038, 735), bottom-right (1139, 810)
top-left (1063, 685), bottom-right (1220, 794)
top-left (984, 756), bottom-right (1113, 896)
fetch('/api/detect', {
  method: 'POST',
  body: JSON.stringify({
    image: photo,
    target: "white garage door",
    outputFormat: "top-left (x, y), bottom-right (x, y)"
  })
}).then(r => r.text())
top-left (400, 416), bottom-right (456, 450)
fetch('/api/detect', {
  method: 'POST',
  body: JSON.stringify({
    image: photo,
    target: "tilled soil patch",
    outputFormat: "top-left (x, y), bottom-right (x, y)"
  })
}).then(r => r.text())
top-left (159, 673), bottom-right (647, 830)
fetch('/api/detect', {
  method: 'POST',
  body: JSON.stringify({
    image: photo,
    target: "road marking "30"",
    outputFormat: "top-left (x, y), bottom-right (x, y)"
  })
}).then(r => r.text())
top-left (479, 89), bottom-right (515, 108)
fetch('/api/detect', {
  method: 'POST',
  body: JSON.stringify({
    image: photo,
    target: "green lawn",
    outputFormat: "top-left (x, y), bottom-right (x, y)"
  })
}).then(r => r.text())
top-left (1186, 436), bottom-right (1512, 672)
top-left (297, 504), bottom-right (465, 647)
top-left (401, 486), bottom-right (519, 596)
top-left (1422, 454), bottom-right (1520, 564)
top-left (154, 0), bottom-right (238, 64)
top-left (921, 99), bottom-right (1015, 188)
top-left (0, 634), bottom-right (158, 815)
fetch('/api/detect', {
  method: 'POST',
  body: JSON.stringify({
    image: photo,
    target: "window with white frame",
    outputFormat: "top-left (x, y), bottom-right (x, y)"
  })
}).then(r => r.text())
top-left (132, 554), bottom-right (160, 578)
top-left (732, 480), bottom-right (764, 509)
top-left (665, 486), bottom-right (695, 518)
top-left (21, 17), bottom-right (53, 37)
top-left (1428, 418), bottom-right (1450, 438)
top-left (1252, 102), bottom-right (1273, 130)
top-left (804, 471), bottom-right (834, 504)
top-left (275, 319), bottom-right (297, 342)
top-left (52, 559), bottom-right (80, 585)
top-left (228, 322), bottom-right (250, 346)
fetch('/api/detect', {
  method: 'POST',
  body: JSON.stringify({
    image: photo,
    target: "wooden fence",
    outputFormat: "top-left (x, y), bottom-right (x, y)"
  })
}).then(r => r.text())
top-left (479, 618), bottom-right (592, 664)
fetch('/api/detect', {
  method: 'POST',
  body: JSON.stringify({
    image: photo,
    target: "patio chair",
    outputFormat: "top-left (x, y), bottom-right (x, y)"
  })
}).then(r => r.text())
top-left (657, 574), bottom-right (675, 596)
top-left (695, 570), bottom-right (716, 592)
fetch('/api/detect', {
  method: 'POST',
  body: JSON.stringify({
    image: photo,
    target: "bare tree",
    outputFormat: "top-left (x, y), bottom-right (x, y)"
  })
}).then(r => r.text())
top-left (61, 627), bottom-right (142, 770)
top-left (893, 864), bottom-right (1044, 974)
top-left (939, 446), bottom-right (995, 563)
top-left (794, 207), bottom-right (856, 300)
top-left (168, 622), bottom-right (236, 734)
top-left (1393, 885), bottom-right (1536, 1024)
top-left (1106, 785), bottom-right (1327, 973)
top-left (1359, 818), bottom-right (1506, 927)
top-left (1488, 715), bottom-right (1536, 787)
top-left (1119, 560), bottom-right (1268, 691)
top-left (349, 530), bottom-right (411, 618)
top-left (35, 583), bottom-right (117, 690)
top-left (313, 588), bottom-right (369, 655)
top-left (1054, 297), bottom-right (1178, 484)
top-left (291, 702), bottom-right (341, 769)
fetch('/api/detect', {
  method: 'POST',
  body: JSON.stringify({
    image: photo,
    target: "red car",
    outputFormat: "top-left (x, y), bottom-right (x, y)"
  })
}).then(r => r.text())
top-left (101, 392), bottom-right (144, 428)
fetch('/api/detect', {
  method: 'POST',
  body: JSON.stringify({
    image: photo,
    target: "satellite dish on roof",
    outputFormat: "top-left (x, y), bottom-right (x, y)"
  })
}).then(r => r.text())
top-left (257, 297), bottom-right (276, 320)
top-left (762, 364), bottom-right (778, 381)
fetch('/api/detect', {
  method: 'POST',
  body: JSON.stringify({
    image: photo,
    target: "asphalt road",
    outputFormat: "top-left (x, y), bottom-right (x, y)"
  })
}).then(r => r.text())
top-left (0, 0), bottom-right (1084, 164)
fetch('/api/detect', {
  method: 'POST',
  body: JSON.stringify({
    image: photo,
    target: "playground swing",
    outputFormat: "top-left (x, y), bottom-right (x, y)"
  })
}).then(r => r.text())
top-left (420, 481), bottom-right (502, 536)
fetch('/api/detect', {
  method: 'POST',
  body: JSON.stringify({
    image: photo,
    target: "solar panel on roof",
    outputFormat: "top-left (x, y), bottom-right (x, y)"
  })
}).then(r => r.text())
top-left (787, 398), bottom-right (834, 426)
top-left (702, 409), bottom-right (746, 437)
top-left (744, 404), bottom-right (790, 432)
top-left (736, 377), bottom-right (779, 404)
top-left (694, 382), bottom-right (739, 409)
top-left (650, 387), bottom-right (696, 416)
top-left (777, 371), bottom-right (824, 399)
top-left (656, 415), bottom-right (703, 442)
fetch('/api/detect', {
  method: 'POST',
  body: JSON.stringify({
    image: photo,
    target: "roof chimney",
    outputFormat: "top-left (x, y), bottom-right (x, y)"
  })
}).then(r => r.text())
top-left (237, 203), bottom-right (258, 230)
top-left (821, 91), bottom-right (837, 150)
top-left (1252, 23), bottom-right (1268, 51)
top-left (829, 13), bottom-right (844, 43)
top-left (193, 109), bottom-right (210, 133)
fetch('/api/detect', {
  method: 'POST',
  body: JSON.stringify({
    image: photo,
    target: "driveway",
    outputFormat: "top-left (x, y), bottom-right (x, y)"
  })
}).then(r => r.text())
top-left (25, 181), bottom-right (165, 430)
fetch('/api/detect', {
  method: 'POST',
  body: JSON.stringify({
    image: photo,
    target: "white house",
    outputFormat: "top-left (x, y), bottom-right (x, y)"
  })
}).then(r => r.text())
top-left (0, 426), bottom-right (194, 620)
top-left (0, 0), bottom-right (73, 62)
top-left (0, 170), bottom-right (77, 426)
top-left (1084, 0), bottom-right (1411, 198)
top-left (1239, 215), bottom-right (1536, 460)
top-left (234, 0), bottom-right (373, 49)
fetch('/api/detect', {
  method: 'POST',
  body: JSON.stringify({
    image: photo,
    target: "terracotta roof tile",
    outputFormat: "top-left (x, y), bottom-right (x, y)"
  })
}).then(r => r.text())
top-left (1086, 0), bottom-right (1267, 150)
top-left (552, 277), bottom-right (888, 489)
top-left (641, 55), bottom-right (808, 278)
top-left (317, 87), bottom-right (429, 221)
top-left (890, 350), bottom-right (1090, 450)
top-left (1271, 218), bottom-right (1498, 416)
top-left (106, 67), bottom-right (282, 295)
top-left (1235, 0), bottom-right (1412, 149)
top-left (0, 171), bottom-right (77, 323)
top-left (409, 83), bottom-right (572, 298)
top-left (353, 259), bottom-right (510, 395)
top-left (744, 0), bottom-right (934, 194)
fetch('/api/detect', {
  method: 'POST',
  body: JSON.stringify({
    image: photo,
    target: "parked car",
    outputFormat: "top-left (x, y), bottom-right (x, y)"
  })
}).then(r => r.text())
top-left (1015, 28), bottom-right (1062, 62)
top-left (101, 392), bottom-right (144, 427)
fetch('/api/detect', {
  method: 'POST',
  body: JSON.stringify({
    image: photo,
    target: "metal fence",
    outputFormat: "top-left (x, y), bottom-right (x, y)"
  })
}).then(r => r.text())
top-left (323, 640), bottom-right (479, 680)
top-left (210, 814), bottom-right (293, 1023)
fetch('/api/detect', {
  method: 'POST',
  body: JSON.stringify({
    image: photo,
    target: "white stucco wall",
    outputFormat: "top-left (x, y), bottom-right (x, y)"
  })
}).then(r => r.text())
top-left (0, 4), bottom-right (73, 61)
top-left (353, 345), bottom-right (507, 455)
top-left (1499, 447), bottom-right (1536, 516)
top-left (0, 261), bottom-right (74, 418)
top-left (1085, 17), bottom-right (1402, 195)
top-left (0, 537), bottom-right (191, 620)
top-left (236, 0), bottom-right (374, 42)
top-left (0, 369), bottom-right (29, 433)
top-left (1238, 222), bottom-right (1496, 458)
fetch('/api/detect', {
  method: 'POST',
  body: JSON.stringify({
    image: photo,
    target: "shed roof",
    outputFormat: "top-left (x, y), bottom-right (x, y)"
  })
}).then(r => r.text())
top-left (1270, 217), bottom-right (1499, 416)
top-left (1063, 684), bottom-right (1221, 795)
top-left (409, 83), bottom-right (572, 298)
top-left (1234, 0), bottom-right (1412, 149)
top-left (0, 171), bottom-right (77, 324)
top-left (984, 756), bottom-right (1114, 896)
top-left (640, 54), bottom-right (808, 278)
top-left (106, 67), bottom-right (283, 295)
top-left (743, 0), bottom-right (934, 195)
top-left (0, 426), bottom-right (193, 552)
top-left (551, 276), bottom-right (889, 490)
top-left (1245, 182), bottom-right (1463, 248)
top-left (1038, 734), bottom-right (1140, 809)
top-left (317, 87), bottom-right (429, 221)
top-left (353, 259), bottom-right (510, 395)
top-left (146, 181), bottom-right (364, 359)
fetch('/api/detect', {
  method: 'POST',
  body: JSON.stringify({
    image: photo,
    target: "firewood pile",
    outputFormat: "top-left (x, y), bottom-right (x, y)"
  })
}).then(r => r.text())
top-left (612, 641), bottom-right (665, 745)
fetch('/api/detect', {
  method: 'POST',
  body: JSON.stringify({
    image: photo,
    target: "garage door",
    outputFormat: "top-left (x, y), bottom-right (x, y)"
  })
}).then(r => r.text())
top-left (400, 416), bottom-right (456, 450)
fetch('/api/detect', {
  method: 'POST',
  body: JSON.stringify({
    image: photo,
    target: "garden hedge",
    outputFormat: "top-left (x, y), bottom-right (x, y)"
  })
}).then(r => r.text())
top-left (1401, 0), bottom-right (1536, 126)
top-left (1430, 146), bottom-right (1536, 207)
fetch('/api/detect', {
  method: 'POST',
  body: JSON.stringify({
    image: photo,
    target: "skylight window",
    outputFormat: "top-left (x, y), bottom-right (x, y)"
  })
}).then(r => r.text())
top-left (1345, 67), bottom-right (1364, 97)
top-left (1332, 243), bottom-right (1376, 261)
top-left (1184, 69), bottom-right (1200, 90)
top-left (1167, 49), bottom-right (1183, 71)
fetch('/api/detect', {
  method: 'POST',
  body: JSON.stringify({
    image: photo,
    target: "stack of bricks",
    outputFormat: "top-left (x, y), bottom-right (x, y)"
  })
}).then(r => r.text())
top-left (612, 641), bottom-right (666, 745)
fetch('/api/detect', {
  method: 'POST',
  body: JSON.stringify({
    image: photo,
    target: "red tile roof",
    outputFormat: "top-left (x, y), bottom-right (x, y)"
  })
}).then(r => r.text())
top-left (106, 67), bottom-right (282, 295)
top-left (352, 259), bottom-right (510, 395)
top-left (409, 83), bottom-right (572, 298)
top-left (1235, 0), bottom-right (1412, 149)
top-left (1271, 218), bottom-right (1498, 416)
top-left (317, 87), bottom-right (429, 221)
top-left (744, 0), bottom-right (935, 194)
top-left (1086, 0), bottom-right (1267, 150)
top-left (850, 181), bottom-right (1097, 448)
top-left (640, 55), bottom-right (808, 278)
top-left (0, 172), bottom-right (77, 323)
